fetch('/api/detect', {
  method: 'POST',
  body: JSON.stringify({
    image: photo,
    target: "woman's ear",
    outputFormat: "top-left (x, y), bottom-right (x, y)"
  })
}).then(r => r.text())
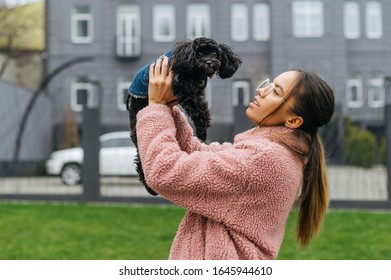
top-left (285, 116), bottom-right (304, 129)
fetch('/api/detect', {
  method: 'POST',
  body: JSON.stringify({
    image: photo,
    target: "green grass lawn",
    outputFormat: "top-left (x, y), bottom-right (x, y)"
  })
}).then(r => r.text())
top-left (278, 210), bottom-right (391, 260)
top-left (0, 202), bottom-right (389, 260)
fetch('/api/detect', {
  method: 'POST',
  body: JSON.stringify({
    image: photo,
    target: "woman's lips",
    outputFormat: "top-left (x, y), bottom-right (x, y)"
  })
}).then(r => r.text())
top-left (253, 97), bottom-right (260, 107)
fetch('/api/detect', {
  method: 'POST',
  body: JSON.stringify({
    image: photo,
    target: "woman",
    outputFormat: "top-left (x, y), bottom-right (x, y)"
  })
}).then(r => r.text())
top-left (135, 56), bottom-right (335, 259)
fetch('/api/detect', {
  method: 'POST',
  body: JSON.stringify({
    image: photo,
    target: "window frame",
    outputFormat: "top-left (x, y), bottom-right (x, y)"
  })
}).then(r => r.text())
top-left (71, 82), bottom-right (94, 112)
top-left (153, 4), bottom-right (176, 42)
top-left (187, 4), bottom-right (211, 39)
top-left (346, 77), bottom-right (363, 108)
top-left (253, 3), bottom-right (270, 41)
top-left (232, 81), bottom-right (250, 107)
top-left (117, 80), bottom-right (130, 111)
top-left (366, 2), bottom-right (382, 39)
top-left (231, 4), bottom-right (249, 42)
top-left (292, 1), bottom-right (324, 38)
top-left (71, 5), bottom-right (93, 44)
top-left (344, 1), bottom-right (360, 39)
top-left (368, 76), bottom-right (384, 108)
top-left (117, 5), bottom-right (141, 57)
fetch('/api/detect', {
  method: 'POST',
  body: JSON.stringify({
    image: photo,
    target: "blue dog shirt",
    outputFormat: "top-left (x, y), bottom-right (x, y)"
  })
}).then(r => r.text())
top-left (128, 49), bottom-right (174, 98)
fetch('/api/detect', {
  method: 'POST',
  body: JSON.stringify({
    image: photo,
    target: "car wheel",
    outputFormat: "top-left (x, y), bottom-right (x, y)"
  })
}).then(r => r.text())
top-left (61, 163), bottom-right (82, 185)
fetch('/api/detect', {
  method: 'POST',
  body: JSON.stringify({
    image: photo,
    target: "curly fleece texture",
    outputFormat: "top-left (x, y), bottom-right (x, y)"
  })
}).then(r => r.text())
top-left (136, 105), bottom-right (308, 260)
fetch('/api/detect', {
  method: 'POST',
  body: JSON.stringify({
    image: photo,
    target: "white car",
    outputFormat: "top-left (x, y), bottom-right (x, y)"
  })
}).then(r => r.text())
top-left (45, 131), bottom-right (138, 185)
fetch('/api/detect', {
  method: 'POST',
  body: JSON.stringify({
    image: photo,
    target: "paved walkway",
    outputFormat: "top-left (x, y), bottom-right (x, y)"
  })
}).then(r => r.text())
top-left (0, 165), bottom-right (389, 201)
top-left (327, 165), bottom-right (388, 201)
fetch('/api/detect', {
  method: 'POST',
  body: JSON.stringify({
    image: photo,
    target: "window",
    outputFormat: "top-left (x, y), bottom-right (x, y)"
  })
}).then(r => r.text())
top-left (292, 1), bottom-right (323, 38)
top-left (231, 4), bottom-right (248, 41)
top-left (368, 74), bottom-right (384, 108)
top-left (344, 2), bottom-right (360, 39)
top-left (71, 80), bottom-right (94, 111)
top-left (346, 76), bottom-right (363, 108)
top-left (366, 2), bottom-right (382, 39)
top-left (232, 81), bottom-right (250, 107)
top-left (153, 5), bottom-right (175, 42)
top-left (118, 79), bottom-right (130, 111)
top-left (187, 4), bottom-right (210, 39)
top-left (253, 3), bottom-right (270, 41)
top-left (71, 5), bottom-right (93, 43)
top-left (117, 5), bottom-right (141, 57)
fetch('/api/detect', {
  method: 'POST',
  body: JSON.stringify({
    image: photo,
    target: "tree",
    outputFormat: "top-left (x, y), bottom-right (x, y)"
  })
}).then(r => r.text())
top-left (0, 0), bottom-right (44, 78)
top-left (344, 117), bottom-right (377, 168)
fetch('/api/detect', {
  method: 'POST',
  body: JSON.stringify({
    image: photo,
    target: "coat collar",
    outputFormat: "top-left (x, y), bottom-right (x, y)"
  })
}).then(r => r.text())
top-left (235, 125), bottom-right (311, 158)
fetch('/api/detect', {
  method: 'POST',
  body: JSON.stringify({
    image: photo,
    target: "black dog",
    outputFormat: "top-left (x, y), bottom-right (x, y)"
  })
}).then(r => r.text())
top-left (127, 37), bottom-right (242, 196)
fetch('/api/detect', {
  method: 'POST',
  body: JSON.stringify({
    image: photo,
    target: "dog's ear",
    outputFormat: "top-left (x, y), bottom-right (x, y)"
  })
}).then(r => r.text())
top-left (171, 40), bottom-right (195, 73)
top-left (218, 44), bottom-right (242, 79)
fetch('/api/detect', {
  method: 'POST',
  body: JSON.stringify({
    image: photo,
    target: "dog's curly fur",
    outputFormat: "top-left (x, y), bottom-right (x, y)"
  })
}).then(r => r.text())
top-left (128, 37), bottom-right (242, 196)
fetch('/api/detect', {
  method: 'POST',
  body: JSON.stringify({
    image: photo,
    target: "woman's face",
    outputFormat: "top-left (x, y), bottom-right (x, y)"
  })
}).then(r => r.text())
top-left (246, 71), bottom-right (299, 126)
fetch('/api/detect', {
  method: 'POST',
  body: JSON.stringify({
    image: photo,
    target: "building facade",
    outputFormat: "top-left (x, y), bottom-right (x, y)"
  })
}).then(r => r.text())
top-left (45, 0), bottom-right (391, 154)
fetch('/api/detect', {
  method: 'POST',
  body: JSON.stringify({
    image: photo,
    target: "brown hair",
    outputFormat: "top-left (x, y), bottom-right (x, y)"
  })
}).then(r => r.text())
top-left (289, 69), bottom-right (335, 247)
top-left (260, 69), bottom-right (335, 247)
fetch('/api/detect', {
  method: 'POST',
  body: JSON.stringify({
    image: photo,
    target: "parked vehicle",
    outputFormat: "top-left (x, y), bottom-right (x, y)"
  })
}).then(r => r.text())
top-left (45, 131), bottom-right (137, 185)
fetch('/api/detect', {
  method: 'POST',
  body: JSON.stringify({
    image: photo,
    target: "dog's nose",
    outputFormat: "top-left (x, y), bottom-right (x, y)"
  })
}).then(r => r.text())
top-left (206, 61), bottom-right (213, 67)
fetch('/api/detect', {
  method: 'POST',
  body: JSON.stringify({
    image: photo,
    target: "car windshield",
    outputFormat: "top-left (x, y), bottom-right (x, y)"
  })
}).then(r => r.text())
top-left (100, 138), bottom-right (133, 148)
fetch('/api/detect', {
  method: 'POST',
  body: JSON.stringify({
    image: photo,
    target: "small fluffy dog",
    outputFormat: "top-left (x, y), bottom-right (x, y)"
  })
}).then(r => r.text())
top-left (127, 37), bottom-right (242, 195)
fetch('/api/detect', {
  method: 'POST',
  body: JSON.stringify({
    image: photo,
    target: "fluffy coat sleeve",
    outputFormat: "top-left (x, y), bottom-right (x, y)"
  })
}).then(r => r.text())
top-left (136, 105), bottom-right (302, 239)
top-left (172, 106), bottom-right (233, 153)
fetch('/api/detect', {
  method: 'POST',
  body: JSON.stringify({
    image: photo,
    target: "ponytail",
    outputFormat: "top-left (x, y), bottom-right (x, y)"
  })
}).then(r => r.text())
top-left (285, 69), bottom-right (334, 247)
top-left (262, 69), bottom-right (334, 247)
top-left (297, 134), bottom-right (329, 247)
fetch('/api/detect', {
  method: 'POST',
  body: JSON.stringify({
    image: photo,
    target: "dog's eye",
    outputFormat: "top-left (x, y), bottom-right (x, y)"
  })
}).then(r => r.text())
top-left (197, 52), bottom-right (203, 58)
top-left (211, 52), bottom-right (217, 58)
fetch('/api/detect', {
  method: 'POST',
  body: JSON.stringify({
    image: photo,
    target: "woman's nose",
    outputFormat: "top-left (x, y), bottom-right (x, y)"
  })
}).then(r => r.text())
top-left (258, 87), bottom-right (267, 98)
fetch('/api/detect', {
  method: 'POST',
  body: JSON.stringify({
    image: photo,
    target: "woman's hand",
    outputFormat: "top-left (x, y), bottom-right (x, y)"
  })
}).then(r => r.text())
top-left (148, 56), bottom-right (178, 108)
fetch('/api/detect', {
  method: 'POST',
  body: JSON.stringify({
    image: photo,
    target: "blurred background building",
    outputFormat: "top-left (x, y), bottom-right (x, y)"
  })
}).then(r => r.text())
top-left (1, 0), bottom-right (390, 173)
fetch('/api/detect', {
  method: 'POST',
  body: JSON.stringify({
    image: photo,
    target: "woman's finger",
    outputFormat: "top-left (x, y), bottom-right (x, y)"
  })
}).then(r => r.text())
top-left (154, 57), bottom-right (163, 76)
top-left (149, 63), bottom-right (156, 80)
top-left (161, 56), bottom-right (169, 77)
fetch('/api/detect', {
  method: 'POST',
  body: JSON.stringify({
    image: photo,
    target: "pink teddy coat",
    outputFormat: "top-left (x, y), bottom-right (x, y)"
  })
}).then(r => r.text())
top-left (136, 105), bottom-right (308, 260)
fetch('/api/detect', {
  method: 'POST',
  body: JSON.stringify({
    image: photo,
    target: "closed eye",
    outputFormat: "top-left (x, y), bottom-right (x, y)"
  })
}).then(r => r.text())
top-left (273, 89), bottom-right (283, 97)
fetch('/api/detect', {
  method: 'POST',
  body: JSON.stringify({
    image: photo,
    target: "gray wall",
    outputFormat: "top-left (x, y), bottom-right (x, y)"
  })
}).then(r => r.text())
top-left (0, 81), bottom-right (52, 161)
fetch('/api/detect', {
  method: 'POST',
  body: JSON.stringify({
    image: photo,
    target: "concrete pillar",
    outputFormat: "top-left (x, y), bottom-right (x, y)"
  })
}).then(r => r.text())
top-left (82, 107), bottom-right (100, 200)
top-left (384, 77), bottom-right (391, 202)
